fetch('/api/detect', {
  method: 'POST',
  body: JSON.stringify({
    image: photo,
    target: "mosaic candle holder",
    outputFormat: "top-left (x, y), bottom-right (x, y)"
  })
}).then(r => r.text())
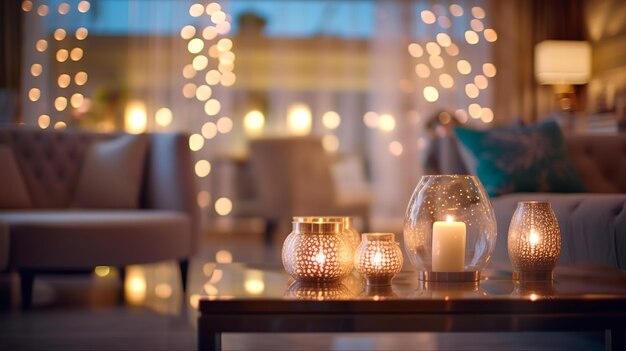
top-left (354, 233), bottom-right (403, 286)
top-left (508, 201), bottom-right (561, 281)
top-left (403, 175), bottom-right (497, 282)
top-left (282, 220), bottom-right (354, 283)
top-left (293, 216), bottom-right (361, 251)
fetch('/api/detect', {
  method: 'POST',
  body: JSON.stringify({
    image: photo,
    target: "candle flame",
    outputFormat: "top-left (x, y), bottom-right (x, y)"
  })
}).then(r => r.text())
top-left (446, 215), bottom-right (454, 223)
top-left (315, 252), bottom-right (326, 264)
top-left (529, 230), bottom-right (540, 246)
top-left (372, 251), bottom-right (383, 266)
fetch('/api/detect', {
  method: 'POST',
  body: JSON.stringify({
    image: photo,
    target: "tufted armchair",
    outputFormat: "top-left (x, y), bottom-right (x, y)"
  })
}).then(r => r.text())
top-left (0, 127), bottom-right (199, 308)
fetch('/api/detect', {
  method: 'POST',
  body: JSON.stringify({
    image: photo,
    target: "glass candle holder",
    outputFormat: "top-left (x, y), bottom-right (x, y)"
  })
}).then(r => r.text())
top-left (354, 233), bottom-right (403, 286)
top-left (508, 201), bottom-right (561, 281)
top-left (403, 175), bottom-right (497, 282)
top-left (282, 220), bottom-right (354, 282)
top-left (293, 216), bottom-right (360, 251)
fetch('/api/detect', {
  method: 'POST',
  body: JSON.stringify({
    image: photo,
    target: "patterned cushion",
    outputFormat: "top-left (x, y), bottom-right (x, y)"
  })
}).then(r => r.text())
top-left (454, 120), bottom-right (586, 197)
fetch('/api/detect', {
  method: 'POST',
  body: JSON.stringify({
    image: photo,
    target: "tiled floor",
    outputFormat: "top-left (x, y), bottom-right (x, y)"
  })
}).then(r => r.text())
top-left (0, 220), bottom-right (606, 350)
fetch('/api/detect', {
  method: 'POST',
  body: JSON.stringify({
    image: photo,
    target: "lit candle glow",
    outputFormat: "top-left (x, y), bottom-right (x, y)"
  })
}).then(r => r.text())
top-left (432, 216), bottom-right (466, 272)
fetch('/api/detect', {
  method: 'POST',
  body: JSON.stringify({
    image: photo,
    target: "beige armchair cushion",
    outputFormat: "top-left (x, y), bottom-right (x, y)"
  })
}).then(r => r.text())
top-left (0, 146), bottom-right (31, 209)
top-left (72, 134), bottom-right (148, 208)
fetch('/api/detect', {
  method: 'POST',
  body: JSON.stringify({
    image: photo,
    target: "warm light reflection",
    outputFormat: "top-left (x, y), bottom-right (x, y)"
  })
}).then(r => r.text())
top-left (54, 96), bottom-right (68, 111)
top-left (192, 55), bottom-right (209, 72)
top-left (182, 64), bottom-right (196, 79)
top-left (54, 28), bottom-right (66, 41)
top-left (38, 114), bottom-right (50, 129)
top-left (180, 25), bottom-right (196, 39)
top-left (215, 250), bottom-right (233, 263)
top-left (243, 110), bottom-right (265, 137)
top-left (58, 74), bottom-right (71, 88)
top-left (287, 103), bottom-right (312, 136)
top-left (216, 117), bottom-right (233, 134)
top-left (204, 99), bottom-right (221, 116)
top-left (54, 121), bottom-right (67, 130)
top-left (189, 3), bottom-right (204, 17)
top-left (426, 42), bottom-right (441, 56)
top-left (408, 43), bottom-right (423, 58)
top-left (206, 2), bottom-right (221, 15)
top-left (438, 16), bottom-right (451, 29)
top-left (205, 70), bottom-right (221, 85)
top-left (188, 38), bottom-right (204, 54)
top-left (415, 64), bottom-right (431, 78)
top-left (244, 271), bottom-right (265, 295)
top-left (389, 141), bottom-right (403, 156)
top-left (484, 29), bottom-right (498, 42)
top-left (474, 75), bottom-right (488, 89)
top-left (28, 88), bottom-right (40, 102)
top-left (439, 74), bottom-right (454, 88)
top-left (215, 197), bottom-right (233, 216)
top-left (197, 191), bottom-right (211, 208)
top-left (470, 19), bottom-right (484, 32)
top-left (209, 269), bottom-right (223, 283)
top-left (420, 10), bottom-right (436, 24)
top-left (483, 63), bottom-right (497, 77)
top-left (436, 33), bottom-right (451, 47)
top-left (155, 107), bottom-right (173, 127)
top-left (457, 60), bottom-right (472, 75)
top-left (36, 39), bottom-right (48, 52)
top-left (195, 84), bottom-right (212, 101)
top-left (363, 111), bottom-right (379, 128)
top-left (125, 266), bottom-right (147, 305)
top-left (322, 111), bottom-right (341, 129)
top-left (201, 122), bottom-right (218, 139)
top-left (423, 86), bottom-right (439, 102)
top-left (94, 266), bottom-right (111, 277)
top-left (70, 93), bottom-right (84, 108)
top-left (211, 10), bottom-right (226, 24)
top-left (455, 109), bottom-right (469, 124)
top-left (322, 135), bottom-right (339, 153)
top-left (155, 283), bottom-right (173, 299)
top-left (77, 0), bottom-right (90, 13)
top-left (481, 108), bottom-right (494, 123)
top-left (203, 26), bottom-right (218, 40)
top-left (429, 55), bottom-right (444, 69)
top-left (37, 4), bottom-right (48, 16)
top-left (445, 43), bottom-right (459, 56)
top-left (189, 133), bottom-right (205, 151)
top-left (472, 6), bottom-right (486, 19)
top-left (74, 71), bottom-right (88, 86)
top-left (75, 27), bottom-right (88, 40)
top-left (465, 30), bottom-right (479, 45)
top-left (469, 103), bottom-right (482, 119)
top-left (465, 84), bottom-right (479, 98)
top-left (217, 38), bottom-right (233, 52)
top-left (56, 49), bottom-right (69, 62)
top-left (70, 48), bottom-right (84, 61)
top-left (22, 0), bottom-right (33, 12)
top-left (125, 100), bottom-right (147, 134)
top-left (220, 71), bottom-right (236, 86)
top-left (216, 21), bottom-right (231, 35)
top-left (378, 113), bottom-right (396, 132)
top-left (450, 4), bottom-right (463, 16)
top-left (195, 160), bottom-right (211, 177)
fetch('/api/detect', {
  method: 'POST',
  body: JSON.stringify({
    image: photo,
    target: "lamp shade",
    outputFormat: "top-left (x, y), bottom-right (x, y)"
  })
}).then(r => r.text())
top-left (534, 40), bottom-right (591, 85)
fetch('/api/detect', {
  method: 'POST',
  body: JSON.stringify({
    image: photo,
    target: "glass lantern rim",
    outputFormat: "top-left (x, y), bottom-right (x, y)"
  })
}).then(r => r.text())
top-left (361, 233), bottom-right (395, 241)
top-left (292, 221), bottom-right (341, 234)
top-left (293, 216), bottom-right (353, 224)
top-left (516, 201), bottom-right (552, 206)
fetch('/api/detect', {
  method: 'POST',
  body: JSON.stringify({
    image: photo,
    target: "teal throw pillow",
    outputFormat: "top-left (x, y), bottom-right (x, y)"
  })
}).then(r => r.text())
top-left (454, 120), bottom-right (586, 197)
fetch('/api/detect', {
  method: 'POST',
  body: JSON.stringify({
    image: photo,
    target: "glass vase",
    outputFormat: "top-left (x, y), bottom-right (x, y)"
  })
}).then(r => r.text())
top-left (508, 201), bottom-right (560, 281)
top-left (403, 175), bottom-right (497, 282)
top-left (282, 220), bottom-right (354, 282)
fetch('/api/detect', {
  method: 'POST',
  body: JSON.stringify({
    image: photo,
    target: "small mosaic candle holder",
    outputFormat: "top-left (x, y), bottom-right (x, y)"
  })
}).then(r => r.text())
top-left (354, 233), bottom-right (403, 286)
top-left (293, 216), bottom-right (361, 251)
top-left (282, 219), bottom-right (354, 283)
top-left (508, 201), bottom-right (561, 281)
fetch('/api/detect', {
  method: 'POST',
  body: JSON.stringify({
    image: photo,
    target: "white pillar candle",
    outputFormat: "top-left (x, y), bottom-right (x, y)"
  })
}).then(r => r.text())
top-left (432, 216), bottom-right (466, 272)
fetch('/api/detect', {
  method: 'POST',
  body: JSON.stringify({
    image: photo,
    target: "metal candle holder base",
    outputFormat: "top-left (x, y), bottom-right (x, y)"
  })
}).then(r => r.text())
top-left (419, 271), bottom-right (480, 282)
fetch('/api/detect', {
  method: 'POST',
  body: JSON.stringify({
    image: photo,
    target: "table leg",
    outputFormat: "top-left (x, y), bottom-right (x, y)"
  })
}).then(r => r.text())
top-left (605, 329), bottom-right (625, 351)
top-left (199, 331), bottom-right (221, 351)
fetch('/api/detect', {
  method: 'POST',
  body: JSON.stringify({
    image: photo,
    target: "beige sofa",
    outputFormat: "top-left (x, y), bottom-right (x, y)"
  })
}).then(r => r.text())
top-left (430, 133), bottom-right (626, 270)
top-left (0, 127), bottom-right (199, 308)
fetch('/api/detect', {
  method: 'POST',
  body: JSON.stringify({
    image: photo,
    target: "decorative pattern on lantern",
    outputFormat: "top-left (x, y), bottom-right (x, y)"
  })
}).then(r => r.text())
top-left (403, 175), bottom-right (497, 282)
top-left (282, 220), bottom-right (354, 282)
top-left (508, 201), bottom-right (561, 281)
top-left (293, 216), bottom-right (360, 251)
top-left (354, 233), bottom-right (403, 285)
top-left (284, 281), bottom-right (354, 301)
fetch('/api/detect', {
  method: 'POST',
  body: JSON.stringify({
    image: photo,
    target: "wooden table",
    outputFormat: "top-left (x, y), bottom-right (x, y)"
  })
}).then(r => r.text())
top-left (198, 263), bottom-right (626, 351)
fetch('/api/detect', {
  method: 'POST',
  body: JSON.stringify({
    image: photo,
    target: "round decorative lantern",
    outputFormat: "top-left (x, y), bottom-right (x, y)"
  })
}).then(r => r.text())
top-left (403, 175), bottom-right (497, 282)
top-left (284, 281), bottom-right (353, 300)
top-left (354, 233), bottom-right (403, 285)
top-left (282, 220), bottom-right (354, 282)
top-left (508, 201), bottom-right (560, 281)
top-left (293, 216), bottom-right (360, 251)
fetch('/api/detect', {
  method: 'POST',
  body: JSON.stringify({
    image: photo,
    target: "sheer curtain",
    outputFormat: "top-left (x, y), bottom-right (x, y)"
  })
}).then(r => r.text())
top-left (20, 0), bottom-right (499, 228)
